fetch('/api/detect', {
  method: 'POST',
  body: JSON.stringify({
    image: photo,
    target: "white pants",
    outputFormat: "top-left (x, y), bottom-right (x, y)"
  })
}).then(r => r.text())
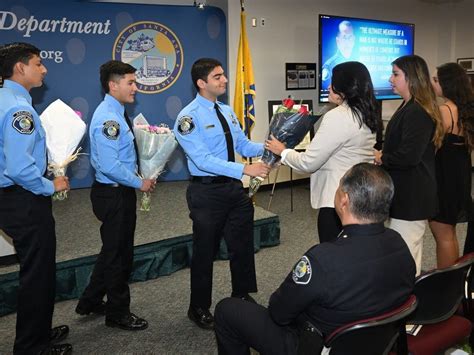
top-left (386, 218), bottom-right (426, 276)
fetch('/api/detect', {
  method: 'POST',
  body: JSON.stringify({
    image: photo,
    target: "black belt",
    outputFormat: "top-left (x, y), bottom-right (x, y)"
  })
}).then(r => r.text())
top-left (0, 185), bottom-right (24, 194)
top-left (191, 176), bottom-right (238, 184)
top-left (92, 181), bottom-right (120, 188)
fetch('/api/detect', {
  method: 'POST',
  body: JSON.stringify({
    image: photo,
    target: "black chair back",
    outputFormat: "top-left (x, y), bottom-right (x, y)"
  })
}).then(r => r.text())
top-left (324, 295), bottom-right (418, 355)
top-left (409, 253), bottom-right (474, 324)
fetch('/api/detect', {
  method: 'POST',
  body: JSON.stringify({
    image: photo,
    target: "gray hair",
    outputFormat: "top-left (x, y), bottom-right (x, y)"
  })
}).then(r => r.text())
top-left (340, 163), bottom-right (394, 223)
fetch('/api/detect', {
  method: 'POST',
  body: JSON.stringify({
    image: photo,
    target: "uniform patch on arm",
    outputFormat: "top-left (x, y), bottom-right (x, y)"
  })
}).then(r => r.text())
top-left (102, 120), bottom-right (120, 140)
top-left (292, 256), bottom-right (312, 285)
top-left (230, 112), bottom-right (239, 126)
top-left (177, 116), bottom-right (195, 135)
top-left (12, 111), bottom-right (35, 135)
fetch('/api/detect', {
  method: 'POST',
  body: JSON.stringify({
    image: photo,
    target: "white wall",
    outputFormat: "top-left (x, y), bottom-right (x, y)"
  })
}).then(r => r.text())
top-left (447, 0), bottom-right (474, 59)
top-left (226, 0), bottom-right (461, 183)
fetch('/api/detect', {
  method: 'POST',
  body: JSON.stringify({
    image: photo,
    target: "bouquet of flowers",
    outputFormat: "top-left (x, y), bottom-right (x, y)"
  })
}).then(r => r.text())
top-left (133, 114), bottom-right (178, 211)
top-left (248, 98), bottom-right (330, 197)
top-left (40, 99), bottom-right (86, 200)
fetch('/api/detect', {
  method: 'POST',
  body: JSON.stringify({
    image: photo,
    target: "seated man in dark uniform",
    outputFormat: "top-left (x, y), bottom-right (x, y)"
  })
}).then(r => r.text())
top-left (214, 163), bottom-right (416, 355)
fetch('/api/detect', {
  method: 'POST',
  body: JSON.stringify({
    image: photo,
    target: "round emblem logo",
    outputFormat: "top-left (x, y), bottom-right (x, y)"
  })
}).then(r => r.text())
top-left (113, 21), bottom-right (184, 94)
top-left (19, 118), bottom-right (32, 130)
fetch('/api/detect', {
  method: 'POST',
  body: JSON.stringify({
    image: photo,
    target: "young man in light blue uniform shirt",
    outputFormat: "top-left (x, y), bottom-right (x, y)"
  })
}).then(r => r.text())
top-left (0, 42), bottom-right (71, 355)
top-left (76, 60), bottom-right (154, 331)
top-left (174, 57), bottom-right (270, 330)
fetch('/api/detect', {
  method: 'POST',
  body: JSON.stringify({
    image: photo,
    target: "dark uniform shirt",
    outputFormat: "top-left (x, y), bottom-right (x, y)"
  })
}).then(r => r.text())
top-left (268, 223), bottom-right (416, 336)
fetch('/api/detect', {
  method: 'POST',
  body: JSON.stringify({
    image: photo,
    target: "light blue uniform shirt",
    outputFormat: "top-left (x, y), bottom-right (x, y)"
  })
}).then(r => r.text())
top-left (174, 94), bottom-right (263, 179)
top-left (89, 94), bottom-right (142, 189)
top-left (0, 80), bottom-right (54, 196)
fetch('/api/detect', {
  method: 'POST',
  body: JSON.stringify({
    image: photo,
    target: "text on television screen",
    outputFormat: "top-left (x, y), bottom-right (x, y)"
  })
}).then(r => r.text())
top-left (319, 14), bottom-right (415, 102)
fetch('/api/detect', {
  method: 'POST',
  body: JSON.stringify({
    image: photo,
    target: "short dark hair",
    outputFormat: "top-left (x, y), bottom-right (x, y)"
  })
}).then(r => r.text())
top-left (0, 42), bottom-right (41, 80)
top-left (191, 58), bottom-right (222, 91)
top-left (339, 163), bottom-right (394, 223)
top-left (99, 60), bottom-right (136, 93)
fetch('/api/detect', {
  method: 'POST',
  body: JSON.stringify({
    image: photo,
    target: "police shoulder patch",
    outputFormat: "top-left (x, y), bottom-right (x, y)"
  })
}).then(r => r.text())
top-left (292, 255), bottom-right (312, 285)
top-left (102, 120), bottom-right (120, 140)
top-left (177, 116), bottom-right (195, 135)
top-left (230, 112), bottom-right (239, 126)
top-left (12, 111), bottom-right (35, 135)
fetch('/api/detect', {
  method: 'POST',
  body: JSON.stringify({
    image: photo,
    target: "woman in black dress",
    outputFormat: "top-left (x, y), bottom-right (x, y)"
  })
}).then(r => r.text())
top-left (429, 63), bottom-right (474, 267)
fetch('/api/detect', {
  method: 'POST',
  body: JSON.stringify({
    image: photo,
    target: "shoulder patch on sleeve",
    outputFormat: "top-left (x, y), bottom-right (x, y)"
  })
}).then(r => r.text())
top-left (177, 116), bottom-right (195, 135)
top-left (292, 255), bottom-right (312, 285)
top-left (230, 112), bottom-right (239, 126)
top-left (102, 120), bottom-right (120, 140)
top-left (12, 111), bottom-right (35, 135)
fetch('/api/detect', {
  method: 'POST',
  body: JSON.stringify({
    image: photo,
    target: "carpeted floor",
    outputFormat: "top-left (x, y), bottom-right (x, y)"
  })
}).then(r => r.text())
top-left (0, 181), bottom-right (468, 354)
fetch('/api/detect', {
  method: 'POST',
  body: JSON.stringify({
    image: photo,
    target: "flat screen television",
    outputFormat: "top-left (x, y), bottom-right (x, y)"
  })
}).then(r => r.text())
top-left (318, 14), bottom-right (415, 102)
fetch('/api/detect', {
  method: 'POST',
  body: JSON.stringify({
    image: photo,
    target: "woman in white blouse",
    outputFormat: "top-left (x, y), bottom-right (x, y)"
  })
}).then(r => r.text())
top-left (266, 61), bottom-right (379, 243)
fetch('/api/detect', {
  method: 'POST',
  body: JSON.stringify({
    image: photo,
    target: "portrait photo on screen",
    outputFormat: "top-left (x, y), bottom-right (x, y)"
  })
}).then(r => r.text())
top-left (319, 14), bottom-right (415, 102)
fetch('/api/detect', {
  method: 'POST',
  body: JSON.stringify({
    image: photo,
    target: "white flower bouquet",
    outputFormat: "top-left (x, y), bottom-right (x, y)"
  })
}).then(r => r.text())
top-left (133, 114), bottom-right (178, 211)
top-left (40, 99), bottom-right (86, 200)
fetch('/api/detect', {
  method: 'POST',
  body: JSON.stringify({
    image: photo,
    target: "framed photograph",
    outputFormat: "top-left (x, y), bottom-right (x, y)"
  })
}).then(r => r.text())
top-left (457, 58), bottom-right (474, 73)
top-left (267, 99), bottom-right (314, 151)
top-left (285, 63), bottom-right (317, 90)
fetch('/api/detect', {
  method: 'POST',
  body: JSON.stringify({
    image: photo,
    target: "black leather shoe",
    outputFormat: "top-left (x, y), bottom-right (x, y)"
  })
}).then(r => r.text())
top-left (50, 325), bottom-right (69, 343)
top-left (75, 300), bottom-right (106, 316)
top-left (187, 306), bottom-right (214, 330)
top-left (232, 293), bottom-right (257, 304)
top-left (105, 312), bottom-right (148, 331)
top-left (40, 343), bottom-right (73, 355)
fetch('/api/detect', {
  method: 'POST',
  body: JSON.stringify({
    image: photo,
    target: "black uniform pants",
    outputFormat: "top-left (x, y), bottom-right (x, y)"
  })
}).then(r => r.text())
top-left (79, 184), bottom-right (136, 319)
top-left (0, 186), bottom-right (56, 354)
top-left (214, 297), bottom-right (298, 355)
top-left (317, 207), bottom-right (342, 243)
top-left (186, 179), bottom-right (257, 309)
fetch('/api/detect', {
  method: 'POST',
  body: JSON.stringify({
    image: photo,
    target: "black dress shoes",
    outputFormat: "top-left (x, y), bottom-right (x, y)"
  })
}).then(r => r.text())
top-left (232, 293), bottom-right (257, 304)
top-left (105, 312), bottom-right (148, 331)
top-left (50, 325), bottom-right (69, 343)
top-left (187, 306), bottom-right (214, 330)
top-left (40, 343), bottom-right (73, 355)
top-left (75, 300), bottom-right (106, 316)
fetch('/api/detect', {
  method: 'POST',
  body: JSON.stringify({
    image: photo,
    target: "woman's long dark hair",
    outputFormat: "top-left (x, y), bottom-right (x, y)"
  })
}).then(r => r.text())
top-left (437, 62), bottom-right (474, 150)
top-left (331, 61), bottom-right (380, 133)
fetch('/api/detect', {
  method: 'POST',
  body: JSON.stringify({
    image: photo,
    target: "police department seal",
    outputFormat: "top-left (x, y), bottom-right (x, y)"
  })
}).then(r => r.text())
top-left (113, 21), bottom-right (183, 94)
top-left (102, 120), bottom-right (120, 140)
top-left (292, 256), bottom-right (312, 285)
top-left (12, 111), bottom-right (35, 135)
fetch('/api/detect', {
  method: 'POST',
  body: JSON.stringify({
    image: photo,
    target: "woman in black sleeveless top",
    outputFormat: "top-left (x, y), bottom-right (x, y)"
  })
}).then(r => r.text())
top-left (429, 63), bottom-right (474, 268)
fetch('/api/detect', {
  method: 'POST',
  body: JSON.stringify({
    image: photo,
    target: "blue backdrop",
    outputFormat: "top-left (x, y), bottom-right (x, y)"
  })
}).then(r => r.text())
top-left (0, 0), bottom-right (227, 187)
